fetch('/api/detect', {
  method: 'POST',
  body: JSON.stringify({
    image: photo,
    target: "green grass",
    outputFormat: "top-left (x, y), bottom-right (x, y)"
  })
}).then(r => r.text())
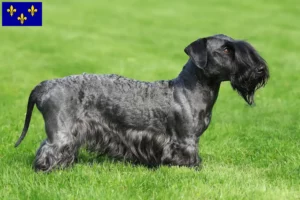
top-left (1, 0), bottom-right (300, 199)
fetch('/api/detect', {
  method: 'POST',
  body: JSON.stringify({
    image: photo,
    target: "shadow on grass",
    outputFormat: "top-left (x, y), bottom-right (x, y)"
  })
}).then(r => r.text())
top-left (77, 150), bottom-right (203, 171)
top-left (77, 150), bottom-right (159, 170)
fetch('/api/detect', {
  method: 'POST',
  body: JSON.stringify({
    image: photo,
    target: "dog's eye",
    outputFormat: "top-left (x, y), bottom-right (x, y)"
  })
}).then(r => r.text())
top-left (223, 47), bottom-right (230, 54)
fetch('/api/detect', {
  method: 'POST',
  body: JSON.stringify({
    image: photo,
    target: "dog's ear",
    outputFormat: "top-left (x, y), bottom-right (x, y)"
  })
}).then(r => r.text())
top-left (184, 38), bottom-right (207, 69)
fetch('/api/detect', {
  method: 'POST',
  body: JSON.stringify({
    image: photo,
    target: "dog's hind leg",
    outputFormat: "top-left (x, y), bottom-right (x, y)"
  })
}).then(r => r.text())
top-left (34, 100), bottom-right (80, 172)
top-left (34, 127), bottom-right (80, 172)
top-left (34, 133), bottom-right (79, 172)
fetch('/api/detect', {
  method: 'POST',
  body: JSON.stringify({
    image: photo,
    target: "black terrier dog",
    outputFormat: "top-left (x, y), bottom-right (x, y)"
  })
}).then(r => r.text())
top-left (15, 34), bottom-right (269, 172)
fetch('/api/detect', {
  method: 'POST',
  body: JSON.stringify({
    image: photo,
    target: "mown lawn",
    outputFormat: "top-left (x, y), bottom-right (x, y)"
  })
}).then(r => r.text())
top-left (0, 0), bottom-right (299, 199)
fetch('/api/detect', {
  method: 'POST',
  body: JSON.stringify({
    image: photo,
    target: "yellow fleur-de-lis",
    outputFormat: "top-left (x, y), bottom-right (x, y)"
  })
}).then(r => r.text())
top-left (28, 5), bottom-right (38, 16)
top-left (17, 13), bottom-right (27, 24)
top-left (7, 5), bottom-right (17, 16)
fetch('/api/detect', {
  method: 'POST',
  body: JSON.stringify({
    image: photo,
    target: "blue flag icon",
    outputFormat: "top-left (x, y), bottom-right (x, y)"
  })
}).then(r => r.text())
top-left (2, 2), bottom-right (42, 26)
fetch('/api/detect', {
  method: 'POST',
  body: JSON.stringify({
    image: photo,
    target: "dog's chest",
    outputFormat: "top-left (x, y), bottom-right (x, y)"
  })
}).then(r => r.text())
top-left (195, 112), bottom-right (212, 137)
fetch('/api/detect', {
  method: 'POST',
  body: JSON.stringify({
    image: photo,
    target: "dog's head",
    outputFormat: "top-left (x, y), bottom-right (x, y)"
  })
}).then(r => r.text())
top-left (184, 34), bottom-right (269, 105)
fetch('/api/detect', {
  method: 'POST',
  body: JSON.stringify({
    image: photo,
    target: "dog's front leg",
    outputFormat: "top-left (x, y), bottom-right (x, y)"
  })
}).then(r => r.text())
top-left (161, 140), bottom-right (200, 168)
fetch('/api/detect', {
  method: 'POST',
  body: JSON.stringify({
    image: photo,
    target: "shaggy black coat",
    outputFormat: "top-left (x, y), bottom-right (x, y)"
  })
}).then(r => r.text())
top-left (15, 34), bottom-right (269, 172)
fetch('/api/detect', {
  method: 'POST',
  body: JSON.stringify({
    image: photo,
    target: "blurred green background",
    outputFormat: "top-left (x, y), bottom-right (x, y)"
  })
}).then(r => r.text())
top-left (0, 0), bottom-right (299, 199)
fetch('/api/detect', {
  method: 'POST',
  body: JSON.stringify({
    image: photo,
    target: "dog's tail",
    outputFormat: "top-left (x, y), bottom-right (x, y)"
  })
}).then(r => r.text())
top-left (15, 89), bottom-right (37, 147)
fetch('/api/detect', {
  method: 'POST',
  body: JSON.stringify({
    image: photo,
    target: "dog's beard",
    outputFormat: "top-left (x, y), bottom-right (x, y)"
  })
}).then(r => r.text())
top-left (231, 83), bottom-right (255, 105)
top-left (230, 71), bottom-right (269, 105)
